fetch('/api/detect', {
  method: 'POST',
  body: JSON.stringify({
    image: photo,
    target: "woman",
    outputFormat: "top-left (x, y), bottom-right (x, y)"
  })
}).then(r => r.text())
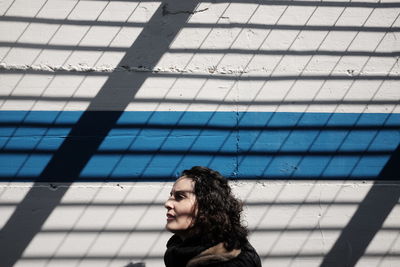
top-left (164, 166), bottom-right (261, 267)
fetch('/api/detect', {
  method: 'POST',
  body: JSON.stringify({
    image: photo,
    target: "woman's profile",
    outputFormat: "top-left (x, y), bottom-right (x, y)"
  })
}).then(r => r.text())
top-left (164, 166), bottom-right (261, 267)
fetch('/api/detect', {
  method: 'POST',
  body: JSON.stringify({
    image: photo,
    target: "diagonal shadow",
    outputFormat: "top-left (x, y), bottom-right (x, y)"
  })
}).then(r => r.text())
top-left (0, 1), bottom-right (198, 266)
top-left (320, 144), bottom-right (400, 267)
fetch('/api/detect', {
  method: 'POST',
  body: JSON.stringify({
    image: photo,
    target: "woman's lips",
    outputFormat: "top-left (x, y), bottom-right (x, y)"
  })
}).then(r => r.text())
top-left (166, 214), bottom-right (175, 221)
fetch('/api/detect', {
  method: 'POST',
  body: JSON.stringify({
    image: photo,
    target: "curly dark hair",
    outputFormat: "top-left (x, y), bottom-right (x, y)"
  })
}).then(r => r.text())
top-left (181, 166), bottom-right (248, 250)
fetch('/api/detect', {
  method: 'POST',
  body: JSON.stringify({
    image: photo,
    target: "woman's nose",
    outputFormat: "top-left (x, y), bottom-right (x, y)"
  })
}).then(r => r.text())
top-left (164, 199), bottom-right (173, 210)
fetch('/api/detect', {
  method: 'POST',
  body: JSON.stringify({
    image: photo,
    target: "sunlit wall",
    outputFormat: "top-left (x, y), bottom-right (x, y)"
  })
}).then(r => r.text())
top-left (0, 0), bottom-right (399, 266)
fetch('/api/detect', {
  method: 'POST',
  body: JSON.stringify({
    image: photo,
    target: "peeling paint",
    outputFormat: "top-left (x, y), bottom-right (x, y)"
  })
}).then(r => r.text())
top-left (0, 63), bottom-right (251, 75)
top-left (1, 63), bottom-right (396, 77)
top-left (49, 184), bottom-right (58, 191)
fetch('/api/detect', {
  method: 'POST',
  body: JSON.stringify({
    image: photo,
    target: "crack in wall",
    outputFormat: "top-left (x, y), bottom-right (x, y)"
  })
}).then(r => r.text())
top-left (162, 4), bottom-right (208, 16)
top-left (234, 83), bottom-right (240, 179)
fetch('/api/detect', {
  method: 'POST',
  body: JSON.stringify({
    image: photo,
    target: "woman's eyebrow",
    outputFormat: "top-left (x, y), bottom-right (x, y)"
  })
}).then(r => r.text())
top-left (171, 190), bottom-right (194, 195)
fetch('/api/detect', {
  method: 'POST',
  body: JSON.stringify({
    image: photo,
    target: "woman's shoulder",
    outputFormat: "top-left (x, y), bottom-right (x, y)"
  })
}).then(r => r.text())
top-left (187, 241), bottom-right (262, 267)
top-left (235, 242), bottom-right (262, 267)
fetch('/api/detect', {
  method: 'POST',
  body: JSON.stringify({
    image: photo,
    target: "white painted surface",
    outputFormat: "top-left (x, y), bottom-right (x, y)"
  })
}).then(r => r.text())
top-left (0, 181), bottom-right (399, 267)
top-left (1, 0), bottom-right (400, 266)
top-left (0, 0), bottom-right (399, 112)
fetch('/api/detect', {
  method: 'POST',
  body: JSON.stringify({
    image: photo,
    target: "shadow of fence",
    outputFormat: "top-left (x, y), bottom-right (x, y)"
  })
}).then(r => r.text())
top-left (0, 0), bottom-right (399, 266)
top-left (0, 111), bottom-right (399, 181)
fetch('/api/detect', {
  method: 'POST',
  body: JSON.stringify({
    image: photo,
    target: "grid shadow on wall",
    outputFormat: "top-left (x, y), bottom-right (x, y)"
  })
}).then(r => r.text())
top-left (0, 0), bottom-right (399, 266)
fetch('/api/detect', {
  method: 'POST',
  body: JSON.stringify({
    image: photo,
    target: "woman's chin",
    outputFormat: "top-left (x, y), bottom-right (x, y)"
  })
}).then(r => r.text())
top-left (165, 222), bottom-right (178, 232)
top-left (165, 224), bottom-right (188, 236)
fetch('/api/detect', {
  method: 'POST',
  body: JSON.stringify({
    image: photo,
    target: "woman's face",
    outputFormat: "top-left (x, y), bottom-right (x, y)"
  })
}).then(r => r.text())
top-left (164, 177), bottom-right (197, 237)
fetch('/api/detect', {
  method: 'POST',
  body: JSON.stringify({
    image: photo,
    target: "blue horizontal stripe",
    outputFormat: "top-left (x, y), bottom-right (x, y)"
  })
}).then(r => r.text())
top-left (0, 111), bottom-right (399, 181)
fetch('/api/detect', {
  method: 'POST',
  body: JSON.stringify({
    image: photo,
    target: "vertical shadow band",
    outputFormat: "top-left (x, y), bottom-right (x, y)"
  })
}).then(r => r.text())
top-left (320, 145), bottom-right (400, 267)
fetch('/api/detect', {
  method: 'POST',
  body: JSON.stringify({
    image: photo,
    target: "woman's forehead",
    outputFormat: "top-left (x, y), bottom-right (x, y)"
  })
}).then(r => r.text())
top-left (172, 177), bottom-right (194, 191)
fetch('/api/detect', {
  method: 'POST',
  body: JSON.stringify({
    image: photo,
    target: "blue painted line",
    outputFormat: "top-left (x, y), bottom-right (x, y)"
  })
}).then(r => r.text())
top-left (0, 111), bottom-right (399, 181)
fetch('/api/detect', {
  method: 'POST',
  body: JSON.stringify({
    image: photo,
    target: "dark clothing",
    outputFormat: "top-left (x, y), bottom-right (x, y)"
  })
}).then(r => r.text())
top-left (164, 234), bottom-right (262, 267)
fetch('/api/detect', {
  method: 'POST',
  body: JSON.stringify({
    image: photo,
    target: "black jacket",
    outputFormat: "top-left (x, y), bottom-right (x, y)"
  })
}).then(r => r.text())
top-left (164, 234), bottom-right (261, 267)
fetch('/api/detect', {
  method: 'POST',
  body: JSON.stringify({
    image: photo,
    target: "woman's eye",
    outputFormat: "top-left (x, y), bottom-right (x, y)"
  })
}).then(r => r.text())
top-left (175, 194), bottom-right (184, 200)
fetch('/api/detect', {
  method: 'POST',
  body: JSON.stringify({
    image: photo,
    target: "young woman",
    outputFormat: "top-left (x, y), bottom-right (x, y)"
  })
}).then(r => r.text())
top-left (164, 166), bottom-right (261, 267)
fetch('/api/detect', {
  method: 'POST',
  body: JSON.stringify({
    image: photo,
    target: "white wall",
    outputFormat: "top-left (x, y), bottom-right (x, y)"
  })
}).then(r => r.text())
top-left (1, 181), bottom-right (399, 267)
top-left (0, 0), bottom-right (399, 266)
